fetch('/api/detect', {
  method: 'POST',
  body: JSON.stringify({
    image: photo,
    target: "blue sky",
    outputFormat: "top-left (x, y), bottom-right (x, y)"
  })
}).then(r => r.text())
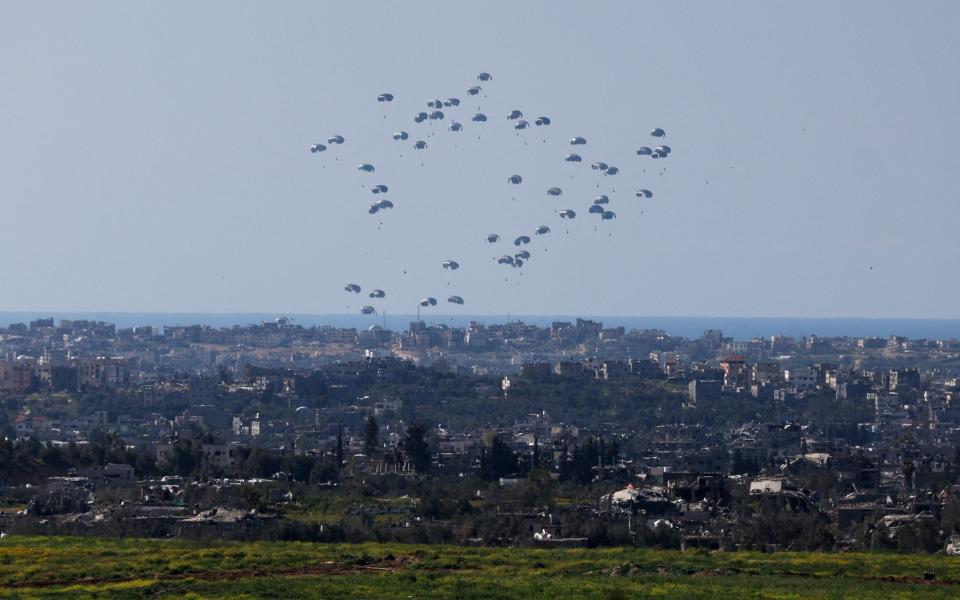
top-left (2, 2), bottom-right (958, 318)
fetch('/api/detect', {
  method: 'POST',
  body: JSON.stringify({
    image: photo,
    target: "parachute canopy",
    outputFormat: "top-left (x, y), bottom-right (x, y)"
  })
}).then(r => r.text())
top-left (569, 136), bottom-right (587, 145)
top-left (514, 120), bottom-right (529, 130)
top-left (444, 97), bottom-right (461, 107)
top-left (372, 184), bottom-right (388, 194)
top-left (605, 166), bottom-right (619, 176)
top-left (369, 289), bottom-right (386, 298)
top-left (345, 283), bottom-right (361, 293)
top-left (588, 204), bottom-right (604, 214)
top-left (414, 112), bottom-right (428, 123)
top-left (535, 225), bottom-right (550, 235)
top-left (514, 235), bottom-right (531, 246)
top-left (414, 140), bottom-right (427, 149)
top-left (361, 306), bottom-right (376, 315)
top-left (565, 153), bottom-right (582, 162)
top-left (507, 174), bottom-right (522, 184)
top-left (507, 110), bottom-right (523, 120)
top-left (449, 121), bottom-right (463, 132)
top-left (328, 135), bottom-right (345, 144)
top-left (594, 194), bottom-right (610, 204)
top-left (591, 162), bottom-right (609, 171)
top-left (477, 72), bottom-right (492, 81)
top-left (636, 189), bottom-right (653, 198)
top-left (310, 144), bottom-right (326, 153)
top-left (650, 128), bottom-right (666, 137)
top-left (559, 209), bottom-right (576, 219)
top-left (357, 163), bottom-right (375, 172)
top-left (472, 113), bottom-right (487, 122)
top-left (534, 116), bottom-right (551, 126)
top-left (442, 260), bottom-right (460, 270)
top-left (485, 233), bottom-right (500, 243)
top-left (428, 110), bottom-right (444, 120)
top-left (602, 210), bottom-right (617, 220)
top-left (447, 295), bottom-right (464, 305)
top-left (547, 187), bottom-right (562, 196)
top-left (392, 131), bottom-right (409, 141)
top-left (467, 85), bottom-right (482, 96)
top-left (377, 93), bottom-right (394, 102)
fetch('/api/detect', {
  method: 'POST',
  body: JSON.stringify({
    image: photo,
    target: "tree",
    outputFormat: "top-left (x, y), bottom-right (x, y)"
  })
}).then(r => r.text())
top-left (364, 413), bottom-right (379, 455)
top-left (402, 423), bottom-right (432, 474)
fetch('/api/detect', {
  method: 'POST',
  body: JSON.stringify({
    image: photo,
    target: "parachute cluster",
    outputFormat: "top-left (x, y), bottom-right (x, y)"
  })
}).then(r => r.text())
top-left (310, 71), bottom-right (672, 316)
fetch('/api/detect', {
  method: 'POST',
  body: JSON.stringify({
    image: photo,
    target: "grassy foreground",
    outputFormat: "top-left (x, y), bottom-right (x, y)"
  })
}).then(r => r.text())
top-left (2, 537), bottom-right (960, 599)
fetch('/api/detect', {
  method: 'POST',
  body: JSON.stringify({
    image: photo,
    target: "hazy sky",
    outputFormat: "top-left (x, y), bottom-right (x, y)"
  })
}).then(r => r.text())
top-left (2, 2), bottom-right (958, 318)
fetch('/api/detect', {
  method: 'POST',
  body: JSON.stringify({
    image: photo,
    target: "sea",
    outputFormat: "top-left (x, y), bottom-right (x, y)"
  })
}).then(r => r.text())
top-left (2, 312), bottom-right (960, 341)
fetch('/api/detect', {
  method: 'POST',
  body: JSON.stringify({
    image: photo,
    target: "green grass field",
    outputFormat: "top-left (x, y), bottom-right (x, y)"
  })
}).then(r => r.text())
top-left (2, 536), bottom-right (960, 599)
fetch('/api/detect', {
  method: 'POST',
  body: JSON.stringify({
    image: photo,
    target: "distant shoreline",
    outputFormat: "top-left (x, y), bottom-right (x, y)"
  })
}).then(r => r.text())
top-left (3, 311), bottom-right (960, 340)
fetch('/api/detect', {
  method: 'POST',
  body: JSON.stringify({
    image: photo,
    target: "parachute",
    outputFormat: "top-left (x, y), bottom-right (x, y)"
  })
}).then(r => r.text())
top-left (449, 121), bottom-right (463, 132)
top-left (601, 210), bottom-right (617, 220)
top-left (547, 187), bottom-right (562, 196)
top-left (447, 295), bottom-right (464, 305)
top-left (594, 195), bottom-right (610, 204)
top-left (369, 289), bottom-right (386, 298)
top-left (328, 135), bottom-right (345, 144)
top-left (605, 166), bottom-right (619, 175)
top-left (360, 306), bottom-right (376, 315)
top-left (565, 154), bottom-right (582, 162)
top-left (427, 99), bottom-right (443, 108)
top-left (654, 145), bottom-right (671, 155)
top-left (444, 97), bottom-right (461, 107)
top-left (588, 204), bottom-right (604, 214)
top-left (419, 297), bottom-right (437, 307)
top-left (515, 250), bottom-right (531, 260)
top-left (569, 136), bottom-right (587, 145)
top-left (485, 233), bottom-right (500, 243)
top-left (472, 113), bottom-right (487, 122)
top-left (414, 112), bottom-right (428, 123)
top-left (497, 255), bottom-right (515, 265)
top-left (650, 128), bottom-right (666, 137)
top-left (514, 120), bottom-right (529, 130)
top-left (372, 184), bottom-right (388, 194)
top-left (414, 140), bottom-right (427, 149)
top-left (507, 174), bottom-right (522, 184)
top-left (534, 116), bottom-right (551, 126)
top-left (442, 260), bottom-right (460, 270)
top-left (376, 199), bottom-right (394, 209)
top-left (357, 163), bottom-right (375, 172)
top-left (514, 235), bottom-right (531, 246)
top-left (636, 189), bottom-right (653, 198)
top-left (467, 85), bottom-right (482, 96)
top-left (428, 110), bottom-right (444, 120)
top-left (377, 93), bottom-right (394, 102)
top-left (392, 131), bottom-right (409, 141)
top-left (345, 283), bottom-right (361, 293)
top-left (310, 144), bottom-right (326, 153)
top-left (591, 162), bottom-right (609, 171)
top-left (477, 72), bottom-right (492, 81)
top-left (507, 110), bottom-right (523, 120)
top-left (535, 225), bottom-right (550, 235)
top-left (559, 209), bottom-right (576, 219)
top-left (636, 146), bottom-right (653, 155)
